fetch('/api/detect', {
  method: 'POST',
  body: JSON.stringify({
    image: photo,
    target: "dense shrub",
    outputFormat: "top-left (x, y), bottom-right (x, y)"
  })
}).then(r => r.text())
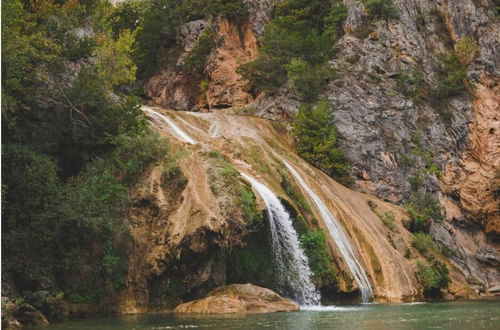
top-left (412, 233), bottom-right (437, 255)
top-left (363, 0), bottom-right (398, 20)
top-left (204, 0), bottom-right (248, 19)
top-left (405, 192), bottom-right (443, 233)
top-left (415, 260), bottom-right (450, 297)
top-left (239, 0), bottom-right (346, 96)
top-left (1, 0), bottom-right (185, 307)
top-left (287, 58), bottom-right (336, 102)
top-left (292, 100), bottom-right (351, 185)
top-left (430, 37), bottom-right (478, 113)
top-left (300, 230), bottom-right (337, 285)
top-left (182, 29), bottom-right (216, 74)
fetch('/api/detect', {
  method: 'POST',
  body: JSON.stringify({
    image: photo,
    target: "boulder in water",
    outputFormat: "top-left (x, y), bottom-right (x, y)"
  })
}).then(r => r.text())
top-left (173, 284), bottom-right (299, 314)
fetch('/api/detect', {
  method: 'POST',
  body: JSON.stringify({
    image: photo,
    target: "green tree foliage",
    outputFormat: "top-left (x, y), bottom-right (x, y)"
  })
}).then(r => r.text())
top-left (363, 0), bottom-right (399, 20)
top-left (204, 0), bottom-right (248, 19)
top-left (133, 0), bottom-right (206, 78)
top-left (110, 0), bottom-right (143, 38)
top-left (182, 29), bottom-right (216, 74)
top-left (415, 260), bottom-right (450, 297)
top-left (95, 30), bottom-right (137, 89)
top-left (292, 100), bottom-right (351, 185)
top-left (405, 192), bottom-right (443, 233)
top-left (239, 0), bottom-right (346, 99)
top-left (431, 37), bottom-right (478, 113)
top-left (300, 230), bottom-right (337, 285)
top-left (287, 58), bottom-right (335, 102)
top-left (1, 0), bottom-right (178, 306)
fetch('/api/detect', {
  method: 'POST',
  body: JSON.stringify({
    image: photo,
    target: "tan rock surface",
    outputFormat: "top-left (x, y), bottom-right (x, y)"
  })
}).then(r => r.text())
top-left (138, 106), bottom-right (474, 302)
top-left (173, 284), bottom-right (299, 314)
top-left (441, 74), bottom-right (500, 236)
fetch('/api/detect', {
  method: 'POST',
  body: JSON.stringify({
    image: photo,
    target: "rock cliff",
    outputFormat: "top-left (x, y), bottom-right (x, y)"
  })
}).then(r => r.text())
top-left (118, 106), bottom-right (473, 311)
top-left (144, 0), bottom-right (499, 295)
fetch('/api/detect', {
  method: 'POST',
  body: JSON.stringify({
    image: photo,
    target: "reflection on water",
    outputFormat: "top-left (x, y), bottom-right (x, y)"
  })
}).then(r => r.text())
top-left (46, 300), bottom-right (500, 330)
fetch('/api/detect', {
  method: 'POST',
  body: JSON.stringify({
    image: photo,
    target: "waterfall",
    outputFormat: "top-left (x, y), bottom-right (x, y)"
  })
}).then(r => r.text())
top-left (283, 161), bottom-right (374, 303)
top-left (142, 106), bottom-right (196, 144)
top-left (241, 173), bottom-right (320, 306)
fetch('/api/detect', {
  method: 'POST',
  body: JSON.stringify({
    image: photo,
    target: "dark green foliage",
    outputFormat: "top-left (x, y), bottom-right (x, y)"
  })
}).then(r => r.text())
top-left (2, 131), bottom-right (176, 302)
top-left (300, 230), bottom-right (337, 286)
top-left (287, 58), bottom-right (336, 102)
top-left (1, 0), bottom-right (179, 308)
top-left (133, 0), bottom-right (205, 78)
top-left (415, 260), bottom-right (450, 297)
top-left (238, 55), bottom-right (288, 93)
top-left (432, 52), bottom-right (468, 101)
top-left (430, 37), bottom-right (478, 116)
top-left (412, 233), bottom-right (437, 255)
top-left (182, 29), bottom-right (216, 74)
top-left (405, 192), bottom-right (443, 233)
top-left (363, 0), bottom-right (399, 20)
top-left (204, 0), bottom-right (248, 20)
top-left (239, 0), bottom-right (346, 96)
top-left (110, 0), bottom-right (143, 38)
top-left (226, 225), bottom-right (276, 288)
top-left (292, 100), bottom-right (351, 185)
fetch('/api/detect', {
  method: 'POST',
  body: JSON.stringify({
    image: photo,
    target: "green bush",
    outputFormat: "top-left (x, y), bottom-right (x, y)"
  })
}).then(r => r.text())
top-left (300, 230), bottom-right (337, 285)
top-left (238, 55), bottom-right (288, 93)
top-left (430, 37), bottom-right (478, 112)
top-left (204, 0), bottom-right (248, 19)
top-left (363, 0), bottom-right (399, 20)
top-left (415, 260), bottom-right (450, 297)
top-left (287, 58), bottom-right (335, 102)
top-left (292, 100), bottom-right (351, 185)
top-left (182, 29), bottom-right (216, 74)
top-left (240, 185), bottom-right (263, 228)
top-left (405, 192), bottom-right (443, 233)
top-left (239, 0), bottom-right (346, 94)
top-left (412, 233), bottom-right (437, 255)
top-left (226, 226), bottom-right (276, 287)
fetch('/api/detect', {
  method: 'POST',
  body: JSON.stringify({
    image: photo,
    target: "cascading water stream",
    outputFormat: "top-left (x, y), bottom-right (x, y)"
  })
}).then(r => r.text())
top-left (241, 173), bottom-right (320, 306)
top-left (142, 105), bottom-right (197, 144)
top-left (283, 161), bottom-right (374, 303)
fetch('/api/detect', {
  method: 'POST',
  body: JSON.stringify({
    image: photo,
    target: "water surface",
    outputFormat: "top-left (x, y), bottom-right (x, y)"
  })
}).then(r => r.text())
top-left (46, 300), bottom-right (500, 329)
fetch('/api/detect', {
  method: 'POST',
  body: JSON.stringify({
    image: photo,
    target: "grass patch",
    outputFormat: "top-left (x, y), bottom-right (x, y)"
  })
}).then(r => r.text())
top-left (367, 200), bottom-right (398, 232)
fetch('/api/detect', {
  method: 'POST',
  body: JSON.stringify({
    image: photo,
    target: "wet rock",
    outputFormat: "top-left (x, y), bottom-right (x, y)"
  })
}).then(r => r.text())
top-left (475, 246), bottom-right (500, 266)
top-left (173, 284), bottom-right (299, 314)
top-left (12, 303), bottom-right (49, 327)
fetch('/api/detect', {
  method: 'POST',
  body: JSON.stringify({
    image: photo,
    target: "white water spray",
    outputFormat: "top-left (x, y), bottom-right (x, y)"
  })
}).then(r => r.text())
top-left (142, 106), bottom-right (196, 144)
top-left (241, 173), bottom-right (320, 306)
top-left (283, 161), bottom-right (374, 303)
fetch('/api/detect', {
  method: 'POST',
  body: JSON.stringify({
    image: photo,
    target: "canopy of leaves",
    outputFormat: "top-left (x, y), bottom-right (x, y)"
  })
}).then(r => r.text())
top-left (415, 260), bottom-right (450, 297)
top-left (292, 100), bottom-right (351, 185)
top-left (405, 192), bottom-right (443, 233)
top-left (300, 230), bottom-right (337, 286)
top-left (1, 0), bottom-right (176, 306)
top-left (239, 0), bottom-right (346, 99)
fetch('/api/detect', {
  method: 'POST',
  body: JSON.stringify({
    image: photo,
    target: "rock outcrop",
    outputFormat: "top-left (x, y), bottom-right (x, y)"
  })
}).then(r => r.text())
top-left (173, 284), bottom-right (299, 314)
top-left (1, 299), bottom-right (49, 329)
top-left (145, 0), bottom-right (277, 111)
top-left (141, 0), bottom-right (498, 303)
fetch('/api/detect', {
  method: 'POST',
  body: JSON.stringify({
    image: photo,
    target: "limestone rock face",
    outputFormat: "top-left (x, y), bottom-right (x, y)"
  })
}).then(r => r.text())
top-left (173, 284), bottom-right (299, 314)
top-left (145, 0), bottom-right (276, 111)
top-left (249, 0), bottom-right (500, 293)
top-left (142, 0), bottom-right (499, 300)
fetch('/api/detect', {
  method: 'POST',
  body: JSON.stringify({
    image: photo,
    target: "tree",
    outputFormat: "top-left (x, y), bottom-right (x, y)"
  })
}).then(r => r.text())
top-left (292, 100), bottom-right (351, 185)
top-left (95, 30), bottom-right (137, 89)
